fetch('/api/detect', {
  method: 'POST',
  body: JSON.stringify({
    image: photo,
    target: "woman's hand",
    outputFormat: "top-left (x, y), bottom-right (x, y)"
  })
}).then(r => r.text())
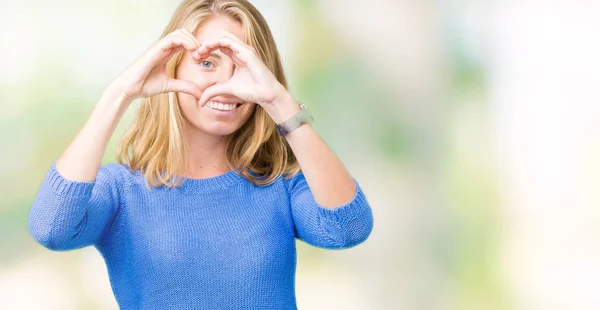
top-left (109, 28), bottom-right (205, 102)
top-left (196, 31), bottom-right (289, 109)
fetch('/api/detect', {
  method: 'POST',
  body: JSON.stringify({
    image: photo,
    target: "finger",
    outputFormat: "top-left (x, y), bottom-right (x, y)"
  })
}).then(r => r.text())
top-left (220, 31), bottom-right (255, 52)
top-left (198, 36), bottom-right (251, 57)
top-left (218, 37), bottom-right (268, 75)
top-left (165, 78), bottom-right (203, 99)
top-left (198, 38), bottom-right (254, 68)
top-left (218, 46), bottom-right (237, 63)
top-left (130, 31), bottom-right (203, 89)
top-left (198, 83), bottom-right (235, 107)
top-left (172, 31), bottom-right (203, 63)
top-left (137, 36), bottom-right (192, 74)
top-left (179, 28), bottom-right (200, 46)
top-left (160, 31), bottom-right (199, 58)
top-left (195, 41), bottom-right (242, 67)
top-left (216, 37), bottom-right (252, 56)
top-left (178, 29), bottom-right (202, 61)
top-left (220, 32), bottom-right (260, 61)
top-left (164, 30), bottom-right (195, 49)
top-left (196, 40), bottom-right (223, 59)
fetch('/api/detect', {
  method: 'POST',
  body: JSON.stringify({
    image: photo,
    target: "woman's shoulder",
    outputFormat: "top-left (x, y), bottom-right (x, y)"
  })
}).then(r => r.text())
top-left (97, 161), bottom-right (138, 187)
top-left (100, 161), bottom-right (134, 175)
top-left (276, 170), bottom-right (306, 192)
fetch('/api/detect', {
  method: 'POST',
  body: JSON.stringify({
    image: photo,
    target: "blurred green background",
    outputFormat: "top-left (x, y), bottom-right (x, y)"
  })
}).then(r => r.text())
top-left (2, 0), bottom-right (600, 309)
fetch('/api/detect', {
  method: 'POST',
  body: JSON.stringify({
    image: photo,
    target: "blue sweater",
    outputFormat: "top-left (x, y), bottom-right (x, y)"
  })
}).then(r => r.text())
top-left (28, 161), bottom-right (374, 309)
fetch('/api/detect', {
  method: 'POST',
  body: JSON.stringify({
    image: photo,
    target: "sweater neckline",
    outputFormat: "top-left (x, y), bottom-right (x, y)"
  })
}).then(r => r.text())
top-left (179, 169), bottom-right (244, 190)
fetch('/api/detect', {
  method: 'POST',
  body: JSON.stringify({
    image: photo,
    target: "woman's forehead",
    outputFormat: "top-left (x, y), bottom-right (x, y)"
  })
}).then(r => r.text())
top-left (194, 15), bottom-right (245, 43)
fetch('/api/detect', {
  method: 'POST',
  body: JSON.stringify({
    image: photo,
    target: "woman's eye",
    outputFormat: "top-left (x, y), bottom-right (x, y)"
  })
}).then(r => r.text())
top-left (198, 60), bottom-right (214, 68)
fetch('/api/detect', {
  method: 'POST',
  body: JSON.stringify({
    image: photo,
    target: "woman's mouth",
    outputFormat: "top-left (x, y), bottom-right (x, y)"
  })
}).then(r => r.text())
top-left (204, 100), bottom-right (243, 113)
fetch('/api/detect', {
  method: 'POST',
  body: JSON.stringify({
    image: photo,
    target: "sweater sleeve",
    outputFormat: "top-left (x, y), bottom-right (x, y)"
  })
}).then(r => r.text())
top-left (28, 161), bottom-right (122, 251)
top-left (285, 172), bottom-right (374, 249)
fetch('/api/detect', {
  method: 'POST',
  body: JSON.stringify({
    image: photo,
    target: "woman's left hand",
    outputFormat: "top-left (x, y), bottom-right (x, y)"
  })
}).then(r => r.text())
top-left (196, 31), bottom-right (288, 109)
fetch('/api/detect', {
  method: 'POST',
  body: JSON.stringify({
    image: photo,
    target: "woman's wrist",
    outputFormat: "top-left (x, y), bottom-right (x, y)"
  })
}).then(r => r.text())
top-left (263, 91), bottom-right (302, 124)
top-left (102, 84), bottom-right (136, 110)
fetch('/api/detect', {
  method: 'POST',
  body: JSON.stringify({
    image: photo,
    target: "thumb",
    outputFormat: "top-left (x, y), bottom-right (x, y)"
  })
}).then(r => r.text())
top-left (165, 78), bottom-right (203, 99)
top-left (198, 83), bottom-right (234, 107)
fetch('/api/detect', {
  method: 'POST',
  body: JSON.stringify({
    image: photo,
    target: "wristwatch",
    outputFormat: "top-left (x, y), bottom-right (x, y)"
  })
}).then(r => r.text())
top-left (275, 102), bottom-right (314, 136)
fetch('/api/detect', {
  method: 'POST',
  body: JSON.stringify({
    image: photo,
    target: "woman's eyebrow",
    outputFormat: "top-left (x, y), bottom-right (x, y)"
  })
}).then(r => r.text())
top-left (195, 51), bottom-right (222, 64)
top-left (208, 52), bottom-right (222, 60)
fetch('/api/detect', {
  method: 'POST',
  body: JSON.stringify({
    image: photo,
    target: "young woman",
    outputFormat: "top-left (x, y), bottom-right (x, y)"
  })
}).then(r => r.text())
top-left (28, 0), bottom-right (373, 308)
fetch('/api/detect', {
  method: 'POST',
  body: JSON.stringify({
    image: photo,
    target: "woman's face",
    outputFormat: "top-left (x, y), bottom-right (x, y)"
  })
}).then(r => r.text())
top-left (175, 15), bottom-right (256, 137)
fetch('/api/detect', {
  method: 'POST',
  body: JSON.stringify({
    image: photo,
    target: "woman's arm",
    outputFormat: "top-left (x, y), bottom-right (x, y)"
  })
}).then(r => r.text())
top-left (29, 28), bottom-right (206, 250)
top-left (190, 32), bottom-right (374, 249)
top-left (283, 169), bottom-right (373, 249)
top-left (191, 31), bottom-right (362, 210)
top-left (269, 94), bottom-right (374, 249)
top-left (28, 161), bottom-right (123, 251)
top-left (28, 89), bottom-right (130, 251)
top-left (55, 88), bottom-right (130, 182)
top-left (267, 93), bottom-right (357, 209)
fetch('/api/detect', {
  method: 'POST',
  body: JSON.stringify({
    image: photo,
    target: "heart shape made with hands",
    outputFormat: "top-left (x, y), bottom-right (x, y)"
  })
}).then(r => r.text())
top-left (194, 31), bottom-right (286, 109)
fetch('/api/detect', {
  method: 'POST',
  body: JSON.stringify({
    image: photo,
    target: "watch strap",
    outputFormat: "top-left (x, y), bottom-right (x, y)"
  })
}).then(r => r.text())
top-left (276, 103), bottom-right (314, 136)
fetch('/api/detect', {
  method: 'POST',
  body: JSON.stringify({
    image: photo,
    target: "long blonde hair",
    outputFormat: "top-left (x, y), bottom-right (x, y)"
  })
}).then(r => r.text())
top-left (116, 0), bottom-right (300, 189)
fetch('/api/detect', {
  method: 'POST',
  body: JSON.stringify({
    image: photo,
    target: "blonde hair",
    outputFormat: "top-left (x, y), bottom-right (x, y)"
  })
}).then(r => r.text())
top-left (116, 0), bottom-right (300, 189)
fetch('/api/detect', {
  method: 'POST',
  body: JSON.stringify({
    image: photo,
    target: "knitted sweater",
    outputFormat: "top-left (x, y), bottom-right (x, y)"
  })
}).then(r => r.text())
top-left (28, 161), bottom-right (374, 309)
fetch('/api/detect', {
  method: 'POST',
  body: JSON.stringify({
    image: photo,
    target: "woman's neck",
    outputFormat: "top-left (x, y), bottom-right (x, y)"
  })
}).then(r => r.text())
top-left (184, 130), bottom-right (231, 179)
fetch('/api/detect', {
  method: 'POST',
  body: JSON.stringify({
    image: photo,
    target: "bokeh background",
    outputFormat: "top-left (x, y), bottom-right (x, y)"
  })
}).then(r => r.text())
top-left (2, 0), bottom-right (600, 309)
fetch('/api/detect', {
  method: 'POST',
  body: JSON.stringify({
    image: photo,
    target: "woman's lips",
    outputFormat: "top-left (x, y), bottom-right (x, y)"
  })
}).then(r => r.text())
top-left (209, 96), bottom-right (244, 105)
top-left (204, 100), bottom-right (243, 114)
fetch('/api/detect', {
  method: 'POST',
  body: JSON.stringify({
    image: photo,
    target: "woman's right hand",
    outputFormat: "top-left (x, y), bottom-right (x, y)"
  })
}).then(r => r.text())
top-left (109, 28), bottom-right (204, 102)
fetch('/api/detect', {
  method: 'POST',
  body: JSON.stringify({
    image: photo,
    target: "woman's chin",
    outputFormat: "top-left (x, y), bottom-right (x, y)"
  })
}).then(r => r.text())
top-left (196, 123), bottom-right (241, 137)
